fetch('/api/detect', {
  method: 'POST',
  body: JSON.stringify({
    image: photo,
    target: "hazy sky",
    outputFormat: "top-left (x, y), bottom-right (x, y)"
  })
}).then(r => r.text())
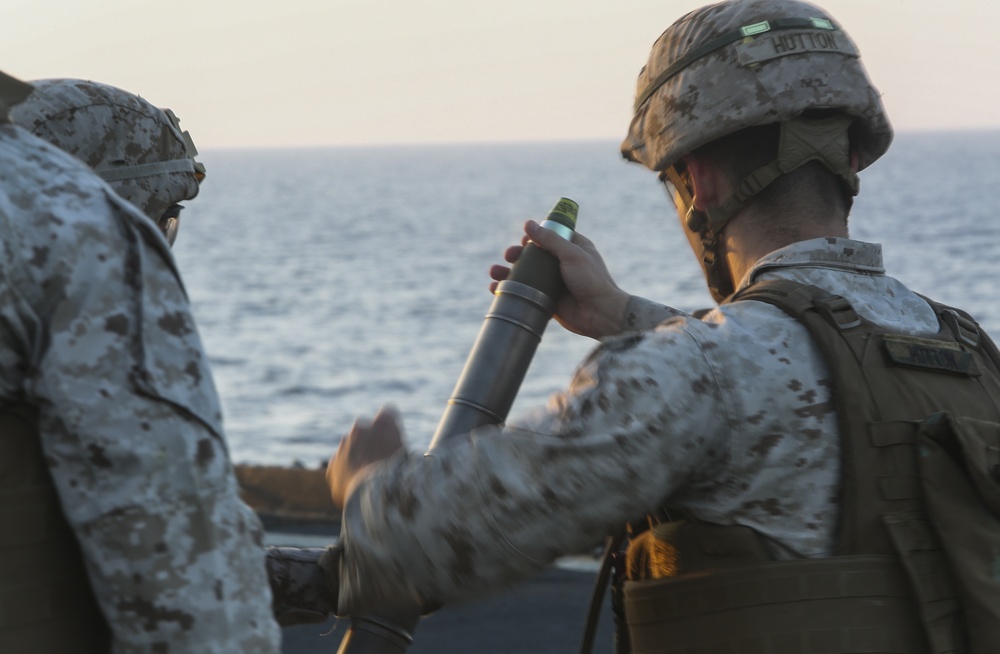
top-left (5, 0), bottom-right (998, 149)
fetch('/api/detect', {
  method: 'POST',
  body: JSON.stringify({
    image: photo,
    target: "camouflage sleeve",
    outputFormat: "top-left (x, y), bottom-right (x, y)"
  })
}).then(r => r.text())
top-left (0, 134), bottom-right (280, 652)
top-left (337, 324), bottom-right (730, 615)
top-left (621, 294), bottom-right (693, 332)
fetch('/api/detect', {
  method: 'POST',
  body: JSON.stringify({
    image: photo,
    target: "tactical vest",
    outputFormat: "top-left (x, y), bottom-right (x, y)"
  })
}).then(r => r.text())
top-left (622, 280), bottom-right (1000, 654)
top-left (0, 402), bottom-right (111, 652)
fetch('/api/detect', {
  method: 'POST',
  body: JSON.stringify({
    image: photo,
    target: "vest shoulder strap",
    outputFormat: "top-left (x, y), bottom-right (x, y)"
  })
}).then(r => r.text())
top-left (729, 278), bottom-right (862, 330)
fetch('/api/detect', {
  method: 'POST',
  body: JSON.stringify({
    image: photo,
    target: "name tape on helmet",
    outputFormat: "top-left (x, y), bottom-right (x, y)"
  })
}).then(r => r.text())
top-left (736, 28), bottom-right (859, 67)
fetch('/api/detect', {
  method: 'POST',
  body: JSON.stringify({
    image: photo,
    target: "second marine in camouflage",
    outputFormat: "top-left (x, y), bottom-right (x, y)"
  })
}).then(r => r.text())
top-left (0, 74), bottom-right (283, 651)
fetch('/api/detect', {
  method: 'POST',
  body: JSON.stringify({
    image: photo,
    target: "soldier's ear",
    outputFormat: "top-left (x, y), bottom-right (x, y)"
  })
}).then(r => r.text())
top-left (683, 154), bottom-right (725, 212)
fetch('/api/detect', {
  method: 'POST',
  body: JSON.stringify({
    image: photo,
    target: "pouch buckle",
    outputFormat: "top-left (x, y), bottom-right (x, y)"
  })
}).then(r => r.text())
top-left (942, 309), bottom-right (981, 348)
top-left (815, 294), bottom-right (861, 331)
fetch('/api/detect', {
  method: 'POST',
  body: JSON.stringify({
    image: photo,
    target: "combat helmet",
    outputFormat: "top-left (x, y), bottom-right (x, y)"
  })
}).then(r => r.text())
top-left (621, 0), bottom-right (893, 302)
top-left (11, 79), bottom-right (205, 233)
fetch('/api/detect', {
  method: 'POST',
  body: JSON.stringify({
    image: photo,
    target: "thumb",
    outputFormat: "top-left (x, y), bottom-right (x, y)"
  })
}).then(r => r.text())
top-left (525, 220), bottom-right (577, 260)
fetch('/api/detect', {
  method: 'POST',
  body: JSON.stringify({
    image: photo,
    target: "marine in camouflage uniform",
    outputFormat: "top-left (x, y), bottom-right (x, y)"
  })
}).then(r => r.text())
top-left (328, 1), bottom-right (997, 651)
top-left (326, 0), bottom-right (889, 612)
top-left (0, 73), bottom-right (282, 652)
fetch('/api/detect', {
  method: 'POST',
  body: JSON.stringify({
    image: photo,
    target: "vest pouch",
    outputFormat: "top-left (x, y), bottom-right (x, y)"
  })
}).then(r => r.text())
top-left (623, 555), bottom-right (928, 653)
top-left (943, 415), bottom-right (1000, 514)
top-left (915, 413), bottom-right (1000, 654)
top-left (626, 521), bottom-right (772, 581)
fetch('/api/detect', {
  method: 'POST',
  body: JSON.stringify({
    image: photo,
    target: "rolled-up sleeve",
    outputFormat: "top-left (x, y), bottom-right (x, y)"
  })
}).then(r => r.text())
top-left (622, 294), bottom-right (693, 332)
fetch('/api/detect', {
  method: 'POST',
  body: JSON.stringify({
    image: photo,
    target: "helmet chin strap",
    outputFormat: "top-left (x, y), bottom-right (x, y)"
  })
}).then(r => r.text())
top-left (663, 167), bottom-right (735, 304)
top-left (690, 205), bottom-right (735, 304)
top-left (666, 114), bottom-right (859, 304)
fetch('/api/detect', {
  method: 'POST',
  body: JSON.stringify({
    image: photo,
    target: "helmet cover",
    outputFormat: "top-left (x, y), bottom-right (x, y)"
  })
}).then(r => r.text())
top-left (11, 79), bottom-right (204, 220)
top-left (621, 0), bottom-right (893, 172)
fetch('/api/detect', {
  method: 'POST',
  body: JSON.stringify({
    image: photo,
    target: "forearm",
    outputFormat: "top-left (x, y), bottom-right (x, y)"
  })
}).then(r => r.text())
top-left (333, 327), bottom-right (726, 615)
top-left (335, 422), bottom-right (663, 613)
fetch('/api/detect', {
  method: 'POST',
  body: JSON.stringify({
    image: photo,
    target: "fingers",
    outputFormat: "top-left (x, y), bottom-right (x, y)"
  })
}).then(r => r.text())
top-left (372, 403), bottom-right (400, 423)
top-left (371, 405), bottom-right (403, 450)
top-left (571, 231), bottom-right (596, 251)
top-left (504, 244), bottom-right (524, 263)
top-left (326, 430), bottom-right (351, 484)
top-left (327, 406), bottom-right (405, 509)
top-left (525, 220), bottom-right (576, 258)
top-left (489, 263), bottom-right (510, 282)
top-left (490, 220), bottom-right (591, 296)
top-left (490, 248), bottom-right (518, 294)
top-left (349, 405), bottom-right (404, 460)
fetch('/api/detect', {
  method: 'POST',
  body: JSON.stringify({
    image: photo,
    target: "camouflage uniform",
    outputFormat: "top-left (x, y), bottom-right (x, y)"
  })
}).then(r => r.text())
top-left (331, 3), bottom-right (987, 649)
top-left (335, 236), bottom-right (940, 615)
top-left (0, 117), bottom-right (281, 650)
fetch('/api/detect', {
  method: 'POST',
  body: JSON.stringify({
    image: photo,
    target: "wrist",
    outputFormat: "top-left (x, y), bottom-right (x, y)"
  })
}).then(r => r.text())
top-left (588, 288), bottom-right (631, 339)
top-left (318, 542), bottom-right (343, 614)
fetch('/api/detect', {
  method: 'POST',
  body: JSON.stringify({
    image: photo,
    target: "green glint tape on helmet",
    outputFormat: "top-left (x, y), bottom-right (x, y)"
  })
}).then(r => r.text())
top-left (546, 198), bottom-right (579, 231)
top-left (740, 17), bottom-right (833, 38)
top-left (741, 21), bottom-right (771, 37)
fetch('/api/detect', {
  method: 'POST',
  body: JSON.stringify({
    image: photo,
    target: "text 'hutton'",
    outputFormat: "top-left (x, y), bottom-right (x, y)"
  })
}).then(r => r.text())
top-left (772, 31), bottom-right (839, 55)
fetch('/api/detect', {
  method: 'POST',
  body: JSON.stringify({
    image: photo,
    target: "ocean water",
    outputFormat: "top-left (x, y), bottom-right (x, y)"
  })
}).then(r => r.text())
top-left (173, 133), bottom-right (1000, 466)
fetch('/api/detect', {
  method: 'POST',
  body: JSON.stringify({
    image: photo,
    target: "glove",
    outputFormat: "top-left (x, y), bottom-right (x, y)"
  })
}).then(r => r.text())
top-left (266, 544), bottom-right (340, 626)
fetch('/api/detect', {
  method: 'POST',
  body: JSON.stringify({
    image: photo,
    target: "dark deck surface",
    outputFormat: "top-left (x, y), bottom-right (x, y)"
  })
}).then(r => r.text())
top-left (281, 565), bottom-right (614, 654)
top-left (253, 468), bottom-right (615, 654)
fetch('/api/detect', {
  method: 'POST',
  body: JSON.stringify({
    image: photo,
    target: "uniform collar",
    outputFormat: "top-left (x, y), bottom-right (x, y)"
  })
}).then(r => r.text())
top-left (736, 237), bottom-right (885, 293)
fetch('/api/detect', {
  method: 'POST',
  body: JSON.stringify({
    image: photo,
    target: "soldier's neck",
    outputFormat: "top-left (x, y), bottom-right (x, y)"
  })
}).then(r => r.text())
top-left (721, 207), bottom-right (850, 291)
